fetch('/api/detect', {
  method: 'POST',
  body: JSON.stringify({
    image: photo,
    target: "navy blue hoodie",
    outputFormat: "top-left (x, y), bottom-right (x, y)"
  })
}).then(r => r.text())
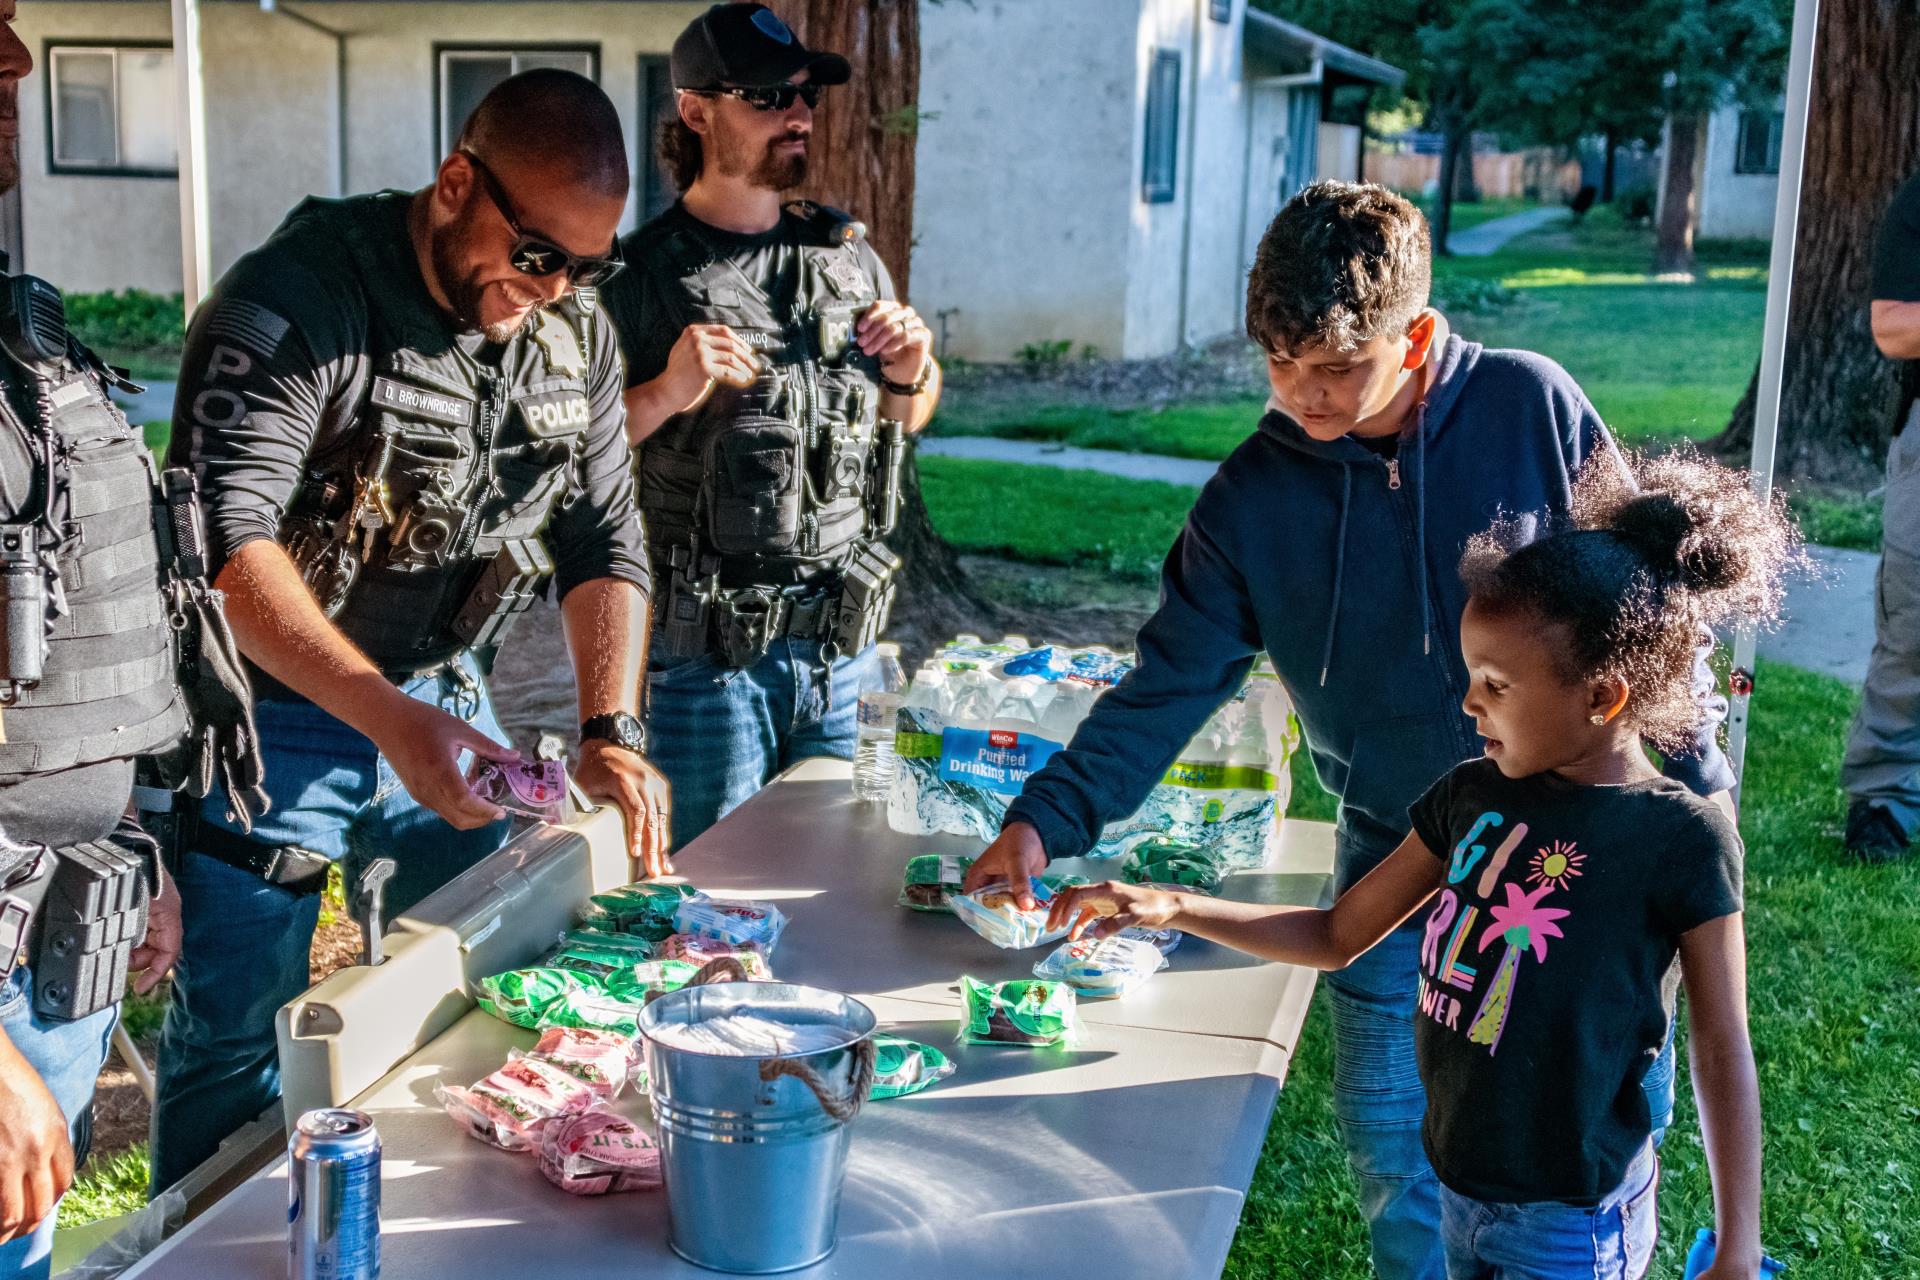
top-left (1004, 333), bottom-right (1736, 888)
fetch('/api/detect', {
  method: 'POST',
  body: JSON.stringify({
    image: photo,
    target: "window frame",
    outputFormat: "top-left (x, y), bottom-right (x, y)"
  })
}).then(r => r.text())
top-left (432, 43), bottom-right (602, 162)
top-left (637, 53), bottom-right (677, 220)
top-left (43, 40), bottom-right (179, 180)
top-left (1733, 108), bottom-right (1783, 176)
top-left (1141, 48), bottom-right (1182, 204)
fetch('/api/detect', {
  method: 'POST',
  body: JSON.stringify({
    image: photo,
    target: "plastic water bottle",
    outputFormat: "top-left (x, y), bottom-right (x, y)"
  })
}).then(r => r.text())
top-left (853, 643), bottom-right (909, 801)
top-left (1681, 1229), bottom-right (1786, 1279)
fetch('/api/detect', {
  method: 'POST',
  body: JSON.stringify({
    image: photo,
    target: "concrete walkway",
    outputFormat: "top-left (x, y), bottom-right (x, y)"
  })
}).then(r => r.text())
top-left (919, 434), bottom-right (1877, 686)
top-left (1447, 206), bottom-right (1571, 256)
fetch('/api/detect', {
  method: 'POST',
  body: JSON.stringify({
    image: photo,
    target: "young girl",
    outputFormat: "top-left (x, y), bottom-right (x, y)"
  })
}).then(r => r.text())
top-left (1052, 451), bottom-right (1798, 1280)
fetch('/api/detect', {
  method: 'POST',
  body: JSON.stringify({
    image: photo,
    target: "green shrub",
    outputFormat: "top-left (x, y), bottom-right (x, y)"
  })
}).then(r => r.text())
top-left (1014, 339), bottom-right (1073, 374)
top-left (64, 290), bottom-right (186, 380)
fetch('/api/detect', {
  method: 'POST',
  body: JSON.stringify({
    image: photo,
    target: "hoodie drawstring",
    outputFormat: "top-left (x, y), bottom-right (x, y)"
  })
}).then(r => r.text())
top-left (1416, 400), bottom-right (1431, 656)
top-left (1320, 462), bottom-right (1352, 687)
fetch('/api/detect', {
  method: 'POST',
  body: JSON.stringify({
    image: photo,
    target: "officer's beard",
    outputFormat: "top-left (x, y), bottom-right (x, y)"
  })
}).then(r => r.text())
top-left (711, 115), bottom-right (809, 192)
top-left (430, 207), bottom-right (534, 344)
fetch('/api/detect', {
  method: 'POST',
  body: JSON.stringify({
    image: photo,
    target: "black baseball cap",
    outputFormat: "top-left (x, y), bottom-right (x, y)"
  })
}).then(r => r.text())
top-left (671, 4), bottom-right (852, 92)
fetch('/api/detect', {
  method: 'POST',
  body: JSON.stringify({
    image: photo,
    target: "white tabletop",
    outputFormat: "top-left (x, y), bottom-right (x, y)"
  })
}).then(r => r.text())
top-left (129, 759), bottom-right (1334, 1280)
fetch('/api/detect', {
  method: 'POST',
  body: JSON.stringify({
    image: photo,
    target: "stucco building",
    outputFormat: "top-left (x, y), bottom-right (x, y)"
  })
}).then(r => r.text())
top-left (1655, 99), bottom-right (1785, 244)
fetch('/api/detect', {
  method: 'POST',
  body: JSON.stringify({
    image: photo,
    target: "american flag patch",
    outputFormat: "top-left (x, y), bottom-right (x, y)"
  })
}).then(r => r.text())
top-left (207, 298), bottom-right (291, 359)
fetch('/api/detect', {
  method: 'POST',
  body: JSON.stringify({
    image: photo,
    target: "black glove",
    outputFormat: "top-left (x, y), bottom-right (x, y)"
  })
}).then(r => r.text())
top-left (177, 580), bottom-right (269, 831)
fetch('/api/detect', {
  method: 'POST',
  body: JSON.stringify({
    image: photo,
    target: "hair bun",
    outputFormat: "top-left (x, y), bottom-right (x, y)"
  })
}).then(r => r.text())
top-left (1610, 493), bottom-right (1741, 592)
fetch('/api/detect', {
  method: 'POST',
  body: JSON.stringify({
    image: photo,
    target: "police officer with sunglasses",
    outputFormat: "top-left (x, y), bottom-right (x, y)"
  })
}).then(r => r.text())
top-left (603, 4), bottom-right (941, 850)
top-left (150, 69), bottom-right (664, 1193)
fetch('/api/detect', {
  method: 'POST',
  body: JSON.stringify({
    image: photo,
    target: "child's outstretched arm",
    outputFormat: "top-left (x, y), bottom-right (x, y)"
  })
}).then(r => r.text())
top-left (1680, 913), bottom-right (1765, 1279)
top-left (1047, 831), bottom-right (1444, 971)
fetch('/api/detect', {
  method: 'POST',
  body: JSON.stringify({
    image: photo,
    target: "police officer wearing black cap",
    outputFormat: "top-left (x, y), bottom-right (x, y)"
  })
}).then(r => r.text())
top-left (0, 3), bottom-right (264, 1271)
top-left (604, 3), bottom-right (940, 850)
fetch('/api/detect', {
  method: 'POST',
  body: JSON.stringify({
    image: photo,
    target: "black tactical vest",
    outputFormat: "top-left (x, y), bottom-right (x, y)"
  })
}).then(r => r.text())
top-left (281, 194), bottom-right (597, 670)
top-left (0, 340), bottom-right (188, 775)
top-left (633, 203), bottom-right (886, 585)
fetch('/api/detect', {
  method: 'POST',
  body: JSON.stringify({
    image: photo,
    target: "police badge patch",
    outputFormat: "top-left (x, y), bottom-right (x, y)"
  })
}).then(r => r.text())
top-left (821, 252), bottom-right (867, 297)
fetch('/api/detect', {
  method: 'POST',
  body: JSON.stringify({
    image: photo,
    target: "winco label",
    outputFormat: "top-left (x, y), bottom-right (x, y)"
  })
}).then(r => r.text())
top-left (371, 376), bottom-right (474, 427)
top-left (518, 392), bottom-right (590, 438)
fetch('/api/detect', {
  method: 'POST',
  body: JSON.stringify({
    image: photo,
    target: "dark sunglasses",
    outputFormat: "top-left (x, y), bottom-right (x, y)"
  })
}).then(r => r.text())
top-left (459, 148), bottom-right (626, 289)
top-left (696, 82), bottom-right (825, 112)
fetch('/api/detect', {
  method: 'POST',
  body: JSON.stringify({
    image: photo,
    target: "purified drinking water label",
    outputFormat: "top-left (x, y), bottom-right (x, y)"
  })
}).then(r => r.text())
top-left (937, 728), bottom-right (1066, 795)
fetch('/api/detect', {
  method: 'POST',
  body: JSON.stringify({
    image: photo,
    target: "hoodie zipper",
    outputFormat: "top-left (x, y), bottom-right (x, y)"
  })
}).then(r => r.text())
top-left (1385, 457), bottom-right (1401, 490)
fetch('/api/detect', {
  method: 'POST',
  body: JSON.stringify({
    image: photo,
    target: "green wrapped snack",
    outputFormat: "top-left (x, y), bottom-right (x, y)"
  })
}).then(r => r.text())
top-left (899, 854), bottom-right (975, 912)
top-left (959, 977), bottom-right (1078, 1047)
top-left (583, 883), bottom-right (699, 941)
top-left (1122, 837), bottom-right (1227, 896)
top-left (602, 959), bottom-right (700, 1004)
top-left (560, 927), bottom-right (658, 960)
top-left (869, 1036), bottom-right (956, 1099)
top-left (547, 944), bottom-right (647, 981)
top-left (476, 966), bottom-right (593, 1029)
top-left (537, 989), bottom-right (646, 1037)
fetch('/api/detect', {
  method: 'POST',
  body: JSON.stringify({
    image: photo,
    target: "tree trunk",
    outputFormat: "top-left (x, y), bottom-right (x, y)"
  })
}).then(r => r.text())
top-left (1433, 125), bottom-right (1467, 255)
top-left (1601, 127), bottom-right (1618, 203)
top-left (770, 0), bottom-right (995, 647)
top-left (1710, 0), bottom-right (1920, 482)
top-left (1653, 111), bottom-right (1703, 276)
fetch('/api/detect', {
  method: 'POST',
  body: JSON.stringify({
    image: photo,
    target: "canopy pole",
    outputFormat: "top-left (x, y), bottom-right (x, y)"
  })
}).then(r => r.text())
top-left (170, 0), bottom-right (212, 313)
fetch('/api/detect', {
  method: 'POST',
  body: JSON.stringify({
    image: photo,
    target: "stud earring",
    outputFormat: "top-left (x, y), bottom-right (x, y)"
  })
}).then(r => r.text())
top-left (1589, 714), bottom-right (1607, 725)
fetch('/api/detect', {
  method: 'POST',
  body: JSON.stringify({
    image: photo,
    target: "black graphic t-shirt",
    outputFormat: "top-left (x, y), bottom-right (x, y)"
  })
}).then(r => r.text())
top-left (1407, 759), bottom-right (1743, 1204)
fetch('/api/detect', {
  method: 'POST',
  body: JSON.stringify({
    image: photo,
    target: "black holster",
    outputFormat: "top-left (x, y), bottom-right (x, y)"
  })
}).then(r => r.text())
top-left (867, 419), bottom-right (906, 537)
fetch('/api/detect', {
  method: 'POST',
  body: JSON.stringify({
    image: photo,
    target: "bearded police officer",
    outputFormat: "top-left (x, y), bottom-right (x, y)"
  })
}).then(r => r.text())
top-left (0, 6), bottom-right (264, 1274)
top-left (605, 4), bottom-right (940, 849)
top-left (151, 70), bottom-right (666, 1192)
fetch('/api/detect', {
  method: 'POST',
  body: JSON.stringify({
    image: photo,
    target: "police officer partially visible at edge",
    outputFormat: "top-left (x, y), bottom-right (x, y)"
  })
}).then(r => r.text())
top-left (150, 71), bottom-right (666, 1193)
top-left (604, 4), bottom-right (940, 849)
top-left (0, 4), bottom-right (265, 1274)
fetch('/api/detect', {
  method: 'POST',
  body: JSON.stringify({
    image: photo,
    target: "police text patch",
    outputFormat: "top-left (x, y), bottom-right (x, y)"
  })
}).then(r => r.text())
top-left (518, 391), bottom-right (591, 438)
top-left (371, 377), bottom-right (475, 427)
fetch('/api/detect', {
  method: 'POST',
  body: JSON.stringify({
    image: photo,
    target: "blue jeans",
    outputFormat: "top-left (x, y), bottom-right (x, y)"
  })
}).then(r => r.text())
top-left (1439, 1141), bottom-right (1660, 1280)
top-left (644, 638), bottom-right (878, 850)
top-left (149, 657), bottom-right (510, 1195)
top-left (0, 969), bottom-right (116, 1280)
top-left (1327, 833), bottom-right (1677, 1280)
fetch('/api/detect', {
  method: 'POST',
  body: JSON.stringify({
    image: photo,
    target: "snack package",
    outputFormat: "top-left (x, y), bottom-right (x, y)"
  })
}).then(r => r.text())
top-left (1120, 924), bottom-right (1185, 956)
top-left (522, 1026), bottom-right (639, 1101)
top-left (537, 989), bottom-right (649, 1038)
top-left (659, 934), bottom-right (774, 979)
top-left (959, 977), bottom-right (1078, 1047)
top-left (869, 1035), bottom-right (956, 1100)
top-left (1033, 934), bottom-right (1168, 998)
top-left (899, 853), bottom-right (975, 912)
top-left (438, 1054), bottom-right (599, 1151)
top-left (539, 1109), bottom-right (664, 1196)
top-left (1122, 837), bottom-right (1228, 896)
top-left (582, 882), bottom-right (699, 941)
top-left (950, 879), bottom-right (1069, 950)
top-left (466, 758), bottom-right (568, 824)
top-left (546, 943), bottom-right (646, 982)
top-left (672, 894), bottom-right (788, 953)
top-left (476, 966), bottom-right (594, 1029)
top-left (558, 926), bottom-right (658, 961)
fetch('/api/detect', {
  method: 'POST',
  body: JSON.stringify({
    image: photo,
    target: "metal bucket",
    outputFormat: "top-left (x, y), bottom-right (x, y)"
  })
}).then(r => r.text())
top-left (638, 973), bottom-right (876, 1274)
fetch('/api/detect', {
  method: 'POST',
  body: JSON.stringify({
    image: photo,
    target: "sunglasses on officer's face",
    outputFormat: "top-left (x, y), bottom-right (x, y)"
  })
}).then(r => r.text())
top-left (458, 149), bottom-right (626, 289)
top-left (696, 82), bottom-right (825, 112)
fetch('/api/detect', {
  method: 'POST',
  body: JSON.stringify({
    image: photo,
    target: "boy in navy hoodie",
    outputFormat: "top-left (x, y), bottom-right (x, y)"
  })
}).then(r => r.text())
top-left (964, 182), bottom-right (1734, 1279)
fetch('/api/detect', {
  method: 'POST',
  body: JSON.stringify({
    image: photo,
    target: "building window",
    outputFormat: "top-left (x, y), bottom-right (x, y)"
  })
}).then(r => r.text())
top-left (1734, 109), bottom-right (1783, 176)
top-left (437, 47), bottom-right (599, 157)
top-left (1142, 49), bottom-right (1181, 203)
top-left (638, 55), bottom-right (677, 219)
top-left (1210, 0), bottom-right (1232, 20)
top-left (47, 44), bottom-right (177, 176)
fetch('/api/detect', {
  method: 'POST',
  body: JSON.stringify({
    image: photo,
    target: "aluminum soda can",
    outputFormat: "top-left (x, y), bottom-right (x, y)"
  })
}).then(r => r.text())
top-left (288, 1107), bottom-right (381, 1280)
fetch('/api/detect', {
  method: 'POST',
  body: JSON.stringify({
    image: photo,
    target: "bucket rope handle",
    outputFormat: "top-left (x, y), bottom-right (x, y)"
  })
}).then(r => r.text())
top-left (759, 1037), bottom-right (876, 1125)
top-left (687, 956), bottom-right (752, 986)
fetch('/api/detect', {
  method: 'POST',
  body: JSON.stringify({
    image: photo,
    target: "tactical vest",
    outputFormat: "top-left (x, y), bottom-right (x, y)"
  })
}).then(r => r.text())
top-left (0, 323), bottom-right (188, 775)
top-left (281, 195), bottom-right (597, 671)
top-left (634, 203), bottom-right (887, 584)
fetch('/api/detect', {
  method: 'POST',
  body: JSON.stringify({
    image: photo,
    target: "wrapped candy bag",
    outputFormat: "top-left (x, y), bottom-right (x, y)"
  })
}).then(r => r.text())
top-left (1033, 934), bottom-right (1168, 998)
top-left (438, 1054), bottom-right (599, 1151)
top-left (869, 1036), bottom-right (956, 1100)
top-left (959, 977), bottom-right (1078, 1047)
top-left (672, 894), bottom-right (788, 953)
top-left (899, 854), bottom-right (975, 912)
top-left (1120, 924), bottom-right (1185, 955)
top-left (557, 926), bottom-right (657, 961)
top-left (520, 1027), bottom-right (639, 1101)
top-left (1122, 837), bottom-right (1228, 896)
top-left (539, 1109), bottom-right (663, 1196)
top-left (581, 882), bottom-right (699, 941)
top-left (466, 758), bottom-right (568, 824)
top-left (659, 934), bottom-right (774, 979)
top-left (476, 966), bottom-right (594, 1029)
top-left (950, 879), bottom-right (1069, 950)
top-left (546, 943), bottom-right (646, 982)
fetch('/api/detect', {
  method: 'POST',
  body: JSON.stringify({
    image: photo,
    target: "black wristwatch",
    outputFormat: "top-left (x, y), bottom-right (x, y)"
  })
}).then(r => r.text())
top-left (581, 712), bottom-right (648, 754)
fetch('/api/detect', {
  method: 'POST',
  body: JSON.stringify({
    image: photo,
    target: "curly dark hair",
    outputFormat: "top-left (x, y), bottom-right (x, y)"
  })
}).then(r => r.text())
top-left (658, 113), bottom-right (701, 194)
top-left (1245, 180), bottom-right (1431, 356)
top-left (1458, 448), bottom-right (1804, 754)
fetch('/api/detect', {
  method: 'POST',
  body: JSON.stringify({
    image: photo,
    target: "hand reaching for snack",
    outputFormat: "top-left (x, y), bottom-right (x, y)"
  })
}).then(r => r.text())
top-left (1047, 881), bottom-right (1186, 942)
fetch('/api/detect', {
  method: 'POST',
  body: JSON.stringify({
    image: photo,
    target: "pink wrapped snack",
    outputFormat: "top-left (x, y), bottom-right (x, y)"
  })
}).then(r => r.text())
top-left (539, 1109), bottom-right (664, 1196)
top-left (438, 1054), bottom-right (599, 1152)
top-left (659, 934), bottom-right (774, 980)
top-left (466, 758), bottom-right (568, 823)
top-left (524, 1026), bottom-right (639, 1101)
